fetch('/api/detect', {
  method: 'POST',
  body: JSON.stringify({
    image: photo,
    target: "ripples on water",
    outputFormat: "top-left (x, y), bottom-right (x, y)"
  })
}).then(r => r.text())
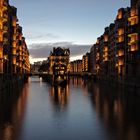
top-left (0, 76), bottom-right (140, 140)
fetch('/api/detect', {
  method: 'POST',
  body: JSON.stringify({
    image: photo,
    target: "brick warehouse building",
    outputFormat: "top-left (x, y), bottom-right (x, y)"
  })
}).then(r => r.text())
top-left (0, 0), bottom-right (30, 75)
top-left (90, 0), bottom-right (140, 86)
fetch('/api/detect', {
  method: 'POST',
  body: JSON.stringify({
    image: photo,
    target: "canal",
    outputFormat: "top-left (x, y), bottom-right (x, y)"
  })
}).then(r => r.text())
top-left (0, 76), bottom-right (140, 140)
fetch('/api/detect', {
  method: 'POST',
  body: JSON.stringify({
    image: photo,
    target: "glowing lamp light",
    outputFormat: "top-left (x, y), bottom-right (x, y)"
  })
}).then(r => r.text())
top-left (118, 60), bottom-right (124, 66)
top-left (118, 50), bottom-right (124, 56)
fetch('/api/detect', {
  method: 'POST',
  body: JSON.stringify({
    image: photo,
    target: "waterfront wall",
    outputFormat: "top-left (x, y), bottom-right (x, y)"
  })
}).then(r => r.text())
top-left (68, 72), bottom-right (140, 93)
top-left (0, 74), bottom-right (28, 93)
top-left (94, 74), bottom-right (140, 94)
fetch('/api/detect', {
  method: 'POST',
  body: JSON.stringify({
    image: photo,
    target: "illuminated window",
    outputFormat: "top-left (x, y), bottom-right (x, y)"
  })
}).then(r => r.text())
top-left (104, 47), bottom-right (108, 52)
top-left (117, 10), bottom-right (123, 19)
top-left (128, 8), bottom-right (138, 25)
top-left (118, 50), bottom-right (124, 56)
top-left (0, 52), bottom-right (2, 58)
top-left (130, 44), bottom-right (138, 51)
top-left (118, 28), bottom-right (124, 35)
top-left (104, 35), bottom-right (108, 42)
top-left (131, 34), bottom-right (138, 42)
top-left (130, 17), bottom-right (138, 25)
top-left (118, 36), bottom-right (124, 42)
top-left (118, 59), bottom-right (124, 66)
top-left (12, 49), bottom-right (16, 55)
top-left (13, 59), bottom-right (16, 64)
top-left (104, 57), bottom-right (108, 61)
top-left (130, 8), bottom-right (137, 17)
top-left (104, 52), bottom-right (108, 57)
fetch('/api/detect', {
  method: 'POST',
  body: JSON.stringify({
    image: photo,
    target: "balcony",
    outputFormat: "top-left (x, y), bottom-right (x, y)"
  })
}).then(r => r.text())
top-left (128, 8), bottom-right (138, 26)
top-left (130, 8), bottom-right (138, 17)
top-left (128, 33), bottom-right (138, 51)
top-left (128, 39), bottom-right (138, 45)
top-left (128, 44), bottom-right (138, 52)
top-left (128, 32), bottom-right (138, 37)
top-left (128, 16), bottom-right (138, 23)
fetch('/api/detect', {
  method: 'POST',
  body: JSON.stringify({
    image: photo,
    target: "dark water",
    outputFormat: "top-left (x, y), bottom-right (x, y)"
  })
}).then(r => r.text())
top-left (0, 77), bottom-right (140, 140)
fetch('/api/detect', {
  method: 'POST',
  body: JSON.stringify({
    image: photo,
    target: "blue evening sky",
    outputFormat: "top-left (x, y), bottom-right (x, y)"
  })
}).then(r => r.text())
top-left (10, 0), bottom-right (130, 62)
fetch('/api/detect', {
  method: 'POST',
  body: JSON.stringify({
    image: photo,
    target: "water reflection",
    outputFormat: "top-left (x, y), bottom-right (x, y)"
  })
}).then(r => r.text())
top-left (0, 83), bottom-right (28, 140)
top-left (0, 77), bottom-right (140, 140)
top-left (49, 84), bottom-right (70, 112)
top-left (70, 77), bottom-right (83, 87)
top-left (85, 79), bottom-right (140, 140)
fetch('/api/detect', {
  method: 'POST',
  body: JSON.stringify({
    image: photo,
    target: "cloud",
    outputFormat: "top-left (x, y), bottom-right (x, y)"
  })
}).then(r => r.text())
top-left (29, 42), bottom-right (91, 60)
top-left (26, 33), bottom-right (59, 40)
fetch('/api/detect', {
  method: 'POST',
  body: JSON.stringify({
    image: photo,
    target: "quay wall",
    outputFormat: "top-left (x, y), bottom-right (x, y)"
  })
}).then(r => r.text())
top-left (69, 72), bottom-right (140, 94)
top-left (0, 74), bottom-right (28, 94)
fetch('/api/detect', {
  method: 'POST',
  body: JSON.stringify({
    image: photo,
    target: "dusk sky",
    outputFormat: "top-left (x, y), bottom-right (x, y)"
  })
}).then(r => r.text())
top-left (10, 0), bottom-right (130, 63)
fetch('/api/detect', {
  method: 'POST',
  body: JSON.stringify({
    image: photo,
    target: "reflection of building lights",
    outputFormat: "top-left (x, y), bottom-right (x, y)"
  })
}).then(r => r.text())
top-left (4, 125), bottom-right (13, 140)
top-left (40, 77), bottom-right (43, 87)
top-left (40, 77), bottom-right (42, 81)
top-left (28, 77), bottom-right (31, 83)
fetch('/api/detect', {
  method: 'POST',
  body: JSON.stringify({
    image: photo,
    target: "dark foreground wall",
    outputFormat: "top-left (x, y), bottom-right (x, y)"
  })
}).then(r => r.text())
top-left (69, 73), bottom-right (140, 94)
top-left (0, 74), bottom-right (28, 94)
top-left (96, 76), bottom-right (140, 95)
